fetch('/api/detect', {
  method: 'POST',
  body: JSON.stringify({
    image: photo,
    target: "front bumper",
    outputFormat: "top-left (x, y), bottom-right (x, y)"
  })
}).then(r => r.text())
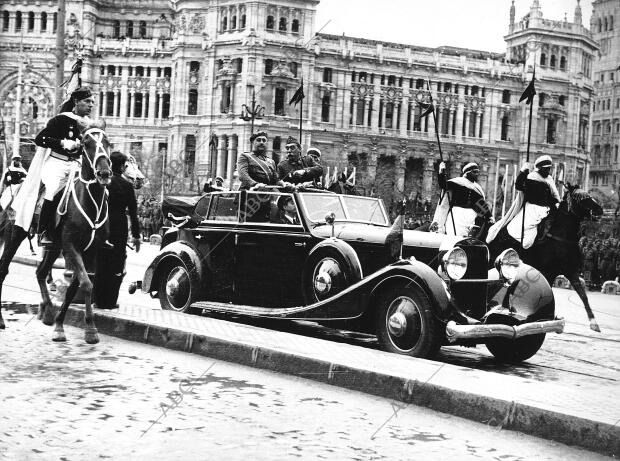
top-left (445, 318), bottom-right (565, 343)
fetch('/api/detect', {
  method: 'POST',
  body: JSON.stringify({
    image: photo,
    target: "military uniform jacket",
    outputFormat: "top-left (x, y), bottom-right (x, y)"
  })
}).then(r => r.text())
top-left (444, 177), bottom-right (491, 217)
top-left (34, 113), bottom-right (84, 159)
top-left (277, 156), bottom-right (323, 184)
top-left (2, 166), bottom-right (27, 186)
top-left (237, 152), bottom-right (278, 189)
top-left (108, 173), bottom-right (140, 246)
top-left (515, 170), bottom-right (560, 207)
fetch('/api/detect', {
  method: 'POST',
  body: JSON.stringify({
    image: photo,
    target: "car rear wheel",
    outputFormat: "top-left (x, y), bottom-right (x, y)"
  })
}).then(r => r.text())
top-left (158, 261), bottom-right (194, 313)
top-left (375, 284), bottom-right (442, 358)
top-left (485, 334), bottom-right (545, 363)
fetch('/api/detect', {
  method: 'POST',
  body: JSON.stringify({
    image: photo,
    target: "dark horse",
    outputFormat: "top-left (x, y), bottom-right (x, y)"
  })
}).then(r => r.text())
top-left (488, 183), bottom-right (604, 332)
top-left (0, 124), bottom-right (112, 343)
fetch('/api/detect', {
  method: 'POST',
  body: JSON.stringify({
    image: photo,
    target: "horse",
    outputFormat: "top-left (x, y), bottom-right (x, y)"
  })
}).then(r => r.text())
top-left (488, 183), bottom-right (604, 332)
top-left (0, 124), bottom-right (112, 343)
top-left (123, 153), bottom-right (146, 190)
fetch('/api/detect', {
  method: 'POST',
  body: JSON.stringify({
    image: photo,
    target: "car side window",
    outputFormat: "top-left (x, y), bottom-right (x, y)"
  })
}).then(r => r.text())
top-left (243, 192), bottom-right (276, 223)
top-left (206, 193), bottom-right (240, 222)
top-left (194, 195), bottom-right (211, 220)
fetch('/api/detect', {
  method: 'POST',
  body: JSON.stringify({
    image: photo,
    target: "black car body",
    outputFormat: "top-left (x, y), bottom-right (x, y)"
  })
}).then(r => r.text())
top-left (138, 190), bottom-right (564, 361)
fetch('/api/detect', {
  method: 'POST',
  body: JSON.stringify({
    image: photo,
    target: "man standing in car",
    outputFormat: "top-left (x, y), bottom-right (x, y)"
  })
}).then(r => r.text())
top-left (277, 136), bottom-right (323, 185)
top-left (237, 131), bottom-right (279, 190)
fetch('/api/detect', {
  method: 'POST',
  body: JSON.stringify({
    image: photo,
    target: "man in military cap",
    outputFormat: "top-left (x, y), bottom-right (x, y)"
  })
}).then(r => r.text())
top-left (277, 136), bottom-right (323, 185)
top-left (237, 131), bottom-right (279, 190)
top-left (505, 154), bottom-right (560, 249)
top-left (34, 86), bottom-right (95, 245)
top-left (0, 153), bottom-right (28, 210)
top-left (432, 161), bottom-right (492, 237)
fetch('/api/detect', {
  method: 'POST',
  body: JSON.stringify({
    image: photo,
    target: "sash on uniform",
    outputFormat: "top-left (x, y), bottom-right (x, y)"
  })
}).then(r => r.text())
top-left (248, 154), bottom-right (274, 183)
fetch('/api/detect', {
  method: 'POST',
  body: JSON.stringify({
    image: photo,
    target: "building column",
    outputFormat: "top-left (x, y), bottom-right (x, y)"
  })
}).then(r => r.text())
top-left (157, 92), bottom-right (164, 119)
top-left (351, 98), bottom-right (358, 125)
top-left (422, 158), bottom-right (435, 204)
top-left (119, 68), bottom-right (129, 123)
top-left (216, 135), bottom-right (226, 178)
top-left (448, 109), bottom-right (455, 136)
top-left (381, 100), bottom-right (387, 129)
top-left (371, 89), bottom-right (380, 131)
top-left (226, 135), bottom-right (238, 183)
top-left (464, 111), bottom-right (470, 137)
top-left (148, 70), bottom-right (157, 122)
top-left (399, 97), bottom-right (409, 137)
top-left (34, 12), bottom-right (41, 34)
top-left (102, 92), bottom-right (109, 117)
top-left (114, 91), bottom-right (120, 117)
top-left (129, 92), bottom-right (136, 118)
top-left (141, 93), bottom-right (147, 118)
top-left (477, 112), bottom-right (483, 138)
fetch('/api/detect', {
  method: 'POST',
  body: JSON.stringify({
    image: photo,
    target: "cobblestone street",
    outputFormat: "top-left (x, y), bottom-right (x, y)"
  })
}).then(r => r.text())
top-left (0, 310), bottom-right (610, 460)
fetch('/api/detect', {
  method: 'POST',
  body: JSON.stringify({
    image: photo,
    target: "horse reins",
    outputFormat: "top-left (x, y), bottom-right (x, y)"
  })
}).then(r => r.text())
top-left (58, 128), bottom-right (110, 251)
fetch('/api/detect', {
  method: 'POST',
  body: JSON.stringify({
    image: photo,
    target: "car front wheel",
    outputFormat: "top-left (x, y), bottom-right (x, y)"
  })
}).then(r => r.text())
top-left (485, 334), bottom-right (545, 363)
top-left (158, 261), bottom-right (194, 313)
top-left (375, 284), bottom-right (442, 358)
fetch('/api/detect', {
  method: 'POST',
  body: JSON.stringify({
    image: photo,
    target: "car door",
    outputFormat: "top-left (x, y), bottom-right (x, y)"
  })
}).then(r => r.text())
top-left (234, 192), bottom-right (310, 307)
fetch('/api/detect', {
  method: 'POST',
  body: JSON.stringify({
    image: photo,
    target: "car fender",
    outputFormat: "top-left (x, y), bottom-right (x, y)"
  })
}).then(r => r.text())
top-left (369, 259), bottom-right (451, 319)
top-left (142, 241), bottom-right (203, 295)
top-left (488, 263), bottom-right (555, 321)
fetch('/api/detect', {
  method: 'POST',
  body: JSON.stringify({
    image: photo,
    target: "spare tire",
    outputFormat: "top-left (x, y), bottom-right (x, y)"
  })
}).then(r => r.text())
top-left (302, 238), bottom-right (363, 304)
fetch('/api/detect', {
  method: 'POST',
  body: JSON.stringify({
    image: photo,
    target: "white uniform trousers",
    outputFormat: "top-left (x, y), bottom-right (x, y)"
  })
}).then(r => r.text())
top-left (41, 156), bottom-right (79, 201)
top-left (506, 203), bottom-right (550, 249)
top-left (440, 206), bottom-right (477, 237)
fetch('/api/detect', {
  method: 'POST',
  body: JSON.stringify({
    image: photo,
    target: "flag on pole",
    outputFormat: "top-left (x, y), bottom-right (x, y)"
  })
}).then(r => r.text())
top-left (347, 167), bottom-right (356, 185)
top-left (417, 101), bottom-right (435, 118)
top-left (519, 67), bottom-right (536, 105)
top-left (324, 166), bottom-right (331, 188)
top-left (289, 79), bottom-right (305, 106)
top-left (62, 58), bottom-right (83, 99)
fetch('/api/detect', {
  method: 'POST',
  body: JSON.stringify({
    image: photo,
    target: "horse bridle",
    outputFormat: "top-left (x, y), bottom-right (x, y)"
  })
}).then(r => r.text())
top-left (81, 128), bottom-right (110, 181)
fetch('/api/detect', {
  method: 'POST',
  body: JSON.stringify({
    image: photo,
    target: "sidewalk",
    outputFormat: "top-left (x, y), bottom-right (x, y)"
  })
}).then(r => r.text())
top-left (2, 299), bottom-right (618, 457)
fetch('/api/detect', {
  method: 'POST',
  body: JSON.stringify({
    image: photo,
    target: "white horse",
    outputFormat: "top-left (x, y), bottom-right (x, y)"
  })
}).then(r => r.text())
top-left (122, 154), bottom-right (146, 190)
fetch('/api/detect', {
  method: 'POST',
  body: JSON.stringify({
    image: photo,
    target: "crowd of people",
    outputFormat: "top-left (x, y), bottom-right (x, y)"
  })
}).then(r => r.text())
top-left (136, 196), bottom-right (164, 240)
top-left (580, 237), bottom-right (620, 288)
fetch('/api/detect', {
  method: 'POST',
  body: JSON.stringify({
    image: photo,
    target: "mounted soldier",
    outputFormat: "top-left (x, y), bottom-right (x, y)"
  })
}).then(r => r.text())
top-left (0, 153), bottom-right (28, 211)
top-left (487, 155), bottom-right (560, 250)
top-left (431, 162), bottom-right (492, 237)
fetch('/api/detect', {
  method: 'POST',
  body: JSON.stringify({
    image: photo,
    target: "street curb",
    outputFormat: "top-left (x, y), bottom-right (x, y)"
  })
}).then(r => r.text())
top-left (12, 255), bottom-right (65, 270)
top-left (7, 303), bottom-right (618, 457)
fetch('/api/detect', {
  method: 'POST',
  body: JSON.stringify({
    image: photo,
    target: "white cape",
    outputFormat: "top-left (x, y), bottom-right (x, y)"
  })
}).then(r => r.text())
top-left (9, 147), bottom-right (50, 232)
top-left (433, 177), bottom-right (483, 237)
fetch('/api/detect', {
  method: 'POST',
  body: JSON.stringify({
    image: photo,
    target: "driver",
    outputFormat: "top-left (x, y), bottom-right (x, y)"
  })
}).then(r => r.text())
top-left (34, 87), bottom-right (95, 245)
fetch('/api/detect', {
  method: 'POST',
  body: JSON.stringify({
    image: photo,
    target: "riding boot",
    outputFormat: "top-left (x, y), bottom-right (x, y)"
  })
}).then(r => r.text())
top-left (38, 200), bottom-right (55, 246)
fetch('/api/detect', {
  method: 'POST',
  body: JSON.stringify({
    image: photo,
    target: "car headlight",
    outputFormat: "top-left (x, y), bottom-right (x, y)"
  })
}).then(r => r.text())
top-left (442, 247), bottom-right (468, 280)
top-left (495, 249), bottom-right (521, 282)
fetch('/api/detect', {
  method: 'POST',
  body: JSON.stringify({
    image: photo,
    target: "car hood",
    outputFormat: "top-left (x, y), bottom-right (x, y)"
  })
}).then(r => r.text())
top-left (310, 222), bottom-right (460, 249)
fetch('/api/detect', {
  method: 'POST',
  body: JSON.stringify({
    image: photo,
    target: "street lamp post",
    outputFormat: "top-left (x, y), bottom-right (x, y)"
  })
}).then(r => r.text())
top-left (239, 89), bottom-right (264, 146)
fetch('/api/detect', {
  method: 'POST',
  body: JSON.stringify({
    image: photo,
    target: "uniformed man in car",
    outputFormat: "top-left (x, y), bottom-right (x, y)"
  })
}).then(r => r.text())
top-left (277, 136), bottom-right (323, 185)
top-left (237, 131), bottom-right (279, 190)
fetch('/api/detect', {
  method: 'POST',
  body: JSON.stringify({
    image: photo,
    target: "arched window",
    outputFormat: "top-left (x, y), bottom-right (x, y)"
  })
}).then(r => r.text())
top-left (540, 53), bottom-right (547, 66)
top-left (28, 12), bottom-right (35, 31)
top-left (279, 17), bottom-right (287, 31)
top-left (240, 14), bottom-right (246, 29)
top-left (266, 15), bottom-right (274, 30)
top-left (2, 11), bottom-right (9, 32)
top-left (113, 20), bottom-right (120, 38)
top-left (292, 19), bottom-right (299, 33)
top-left (139, 20), bottom-right (146, 38)
top-left (550, 54), bottom-right (556, 68)
top-left (221, 16), bottom-right (227, 31)
top-left (16, 12), bottom-right (22, 31)
top-left (321, 94), bottom-right (331, 122)
top-left (126, 20), bottom-right (133, 38)
top-left (560, 56), bottom-right (566, 70)
top-left (231, 15), bottom-right (237, 29)
top-left (502, 89), bottom-right (511, 104)
top-left (41, 12), bottom-right (47, 32)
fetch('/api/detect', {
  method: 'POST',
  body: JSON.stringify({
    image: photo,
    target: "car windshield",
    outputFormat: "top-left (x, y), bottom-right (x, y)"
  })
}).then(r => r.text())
top-left (300, 193), bottom-right (388, 225)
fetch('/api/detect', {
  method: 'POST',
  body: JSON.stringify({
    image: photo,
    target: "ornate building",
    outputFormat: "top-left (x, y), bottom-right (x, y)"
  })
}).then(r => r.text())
top-left (0, 0), bottom-right (598, 212)
top-left (589, 0), bottom-right (619, 199)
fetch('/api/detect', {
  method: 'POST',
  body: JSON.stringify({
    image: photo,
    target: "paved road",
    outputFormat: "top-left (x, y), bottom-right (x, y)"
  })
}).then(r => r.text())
top-left (3, 251), bottom-right (619, 395)
top-left (0, 308), bottom-right (610, 460)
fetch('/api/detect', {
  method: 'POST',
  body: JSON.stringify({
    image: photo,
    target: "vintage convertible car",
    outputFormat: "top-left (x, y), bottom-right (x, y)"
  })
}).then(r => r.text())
top-left (136, 189), bottom-right (565, 362)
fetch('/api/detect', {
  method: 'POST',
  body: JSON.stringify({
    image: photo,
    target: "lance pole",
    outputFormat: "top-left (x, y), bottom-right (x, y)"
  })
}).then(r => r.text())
top-left (521, 70), bottom-right (535, 249)
top-left (426, 79), bottom-right (456, 235)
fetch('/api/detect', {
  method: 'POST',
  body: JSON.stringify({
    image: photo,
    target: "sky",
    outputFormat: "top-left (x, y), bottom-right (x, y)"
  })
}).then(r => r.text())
top-left (315, 0), bottom-right (594, 53)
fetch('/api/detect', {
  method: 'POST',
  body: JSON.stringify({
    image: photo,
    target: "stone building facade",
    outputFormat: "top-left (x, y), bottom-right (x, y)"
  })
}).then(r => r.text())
top-left (589, 0), bottom-right (620, 198)
top-left (0, 0), bottom-right (598, 212)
